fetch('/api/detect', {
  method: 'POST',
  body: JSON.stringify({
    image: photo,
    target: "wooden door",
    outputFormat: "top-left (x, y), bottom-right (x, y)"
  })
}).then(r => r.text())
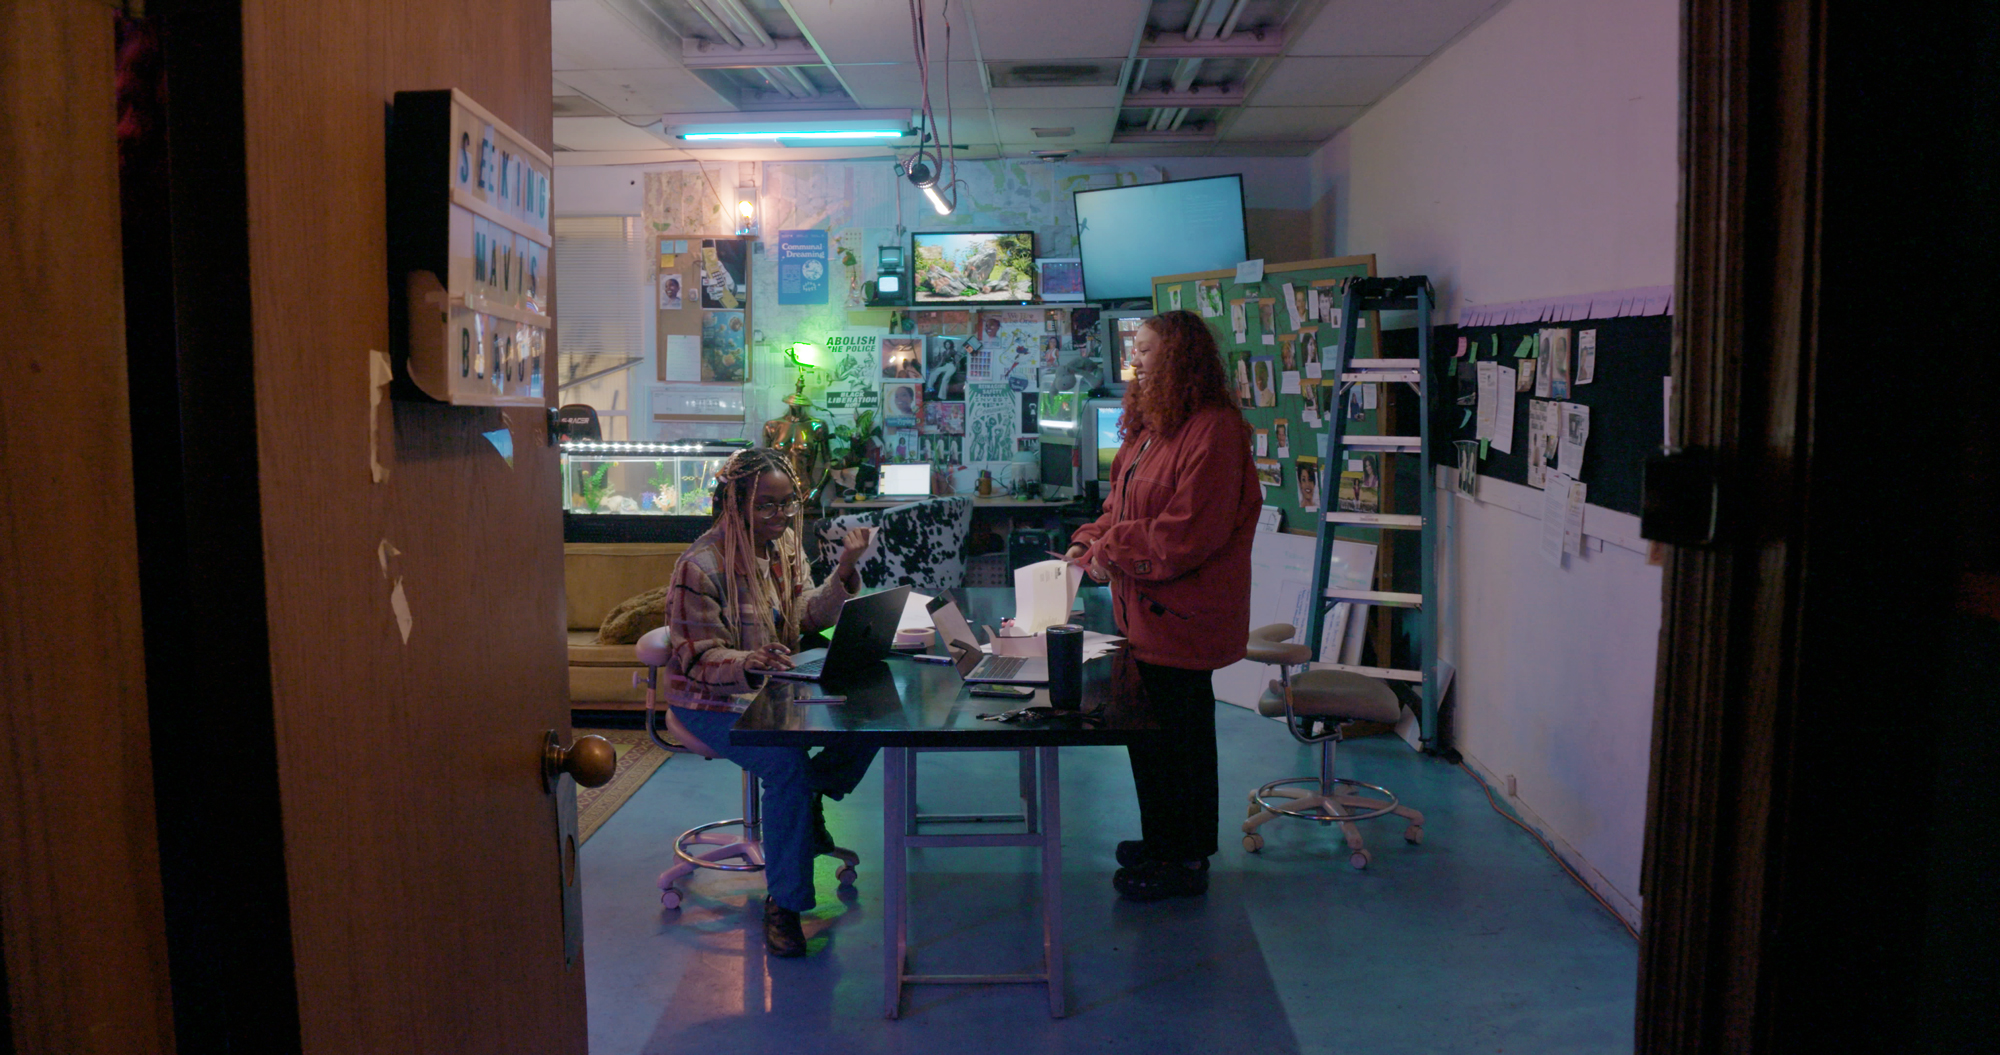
top-left (118, 0), bottom-right (586, 1050)
top-left (0, 3), bottom-right (177, 1051)
top-left (238, 1), bottom-right (584, 1051)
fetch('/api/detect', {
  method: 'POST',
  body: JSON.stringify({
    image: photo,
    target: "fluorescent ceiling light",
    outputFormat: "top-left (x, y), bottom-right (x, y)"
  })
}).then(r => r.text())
top-left (680, 129), bottom-right (906, 141)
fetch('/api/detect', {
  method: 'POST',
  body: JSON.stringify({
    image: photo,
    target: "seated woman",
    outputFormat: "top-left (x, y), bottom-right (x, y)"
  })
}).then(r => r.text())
top-left (663, 448), bottom-right (876, 957)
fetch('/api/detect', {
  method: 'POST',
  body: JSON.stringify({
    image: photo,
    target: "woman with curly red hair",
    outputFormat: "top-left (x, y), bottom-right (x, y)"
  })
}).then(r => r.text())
top-left (1065, 309), bottom-right (1261, 901)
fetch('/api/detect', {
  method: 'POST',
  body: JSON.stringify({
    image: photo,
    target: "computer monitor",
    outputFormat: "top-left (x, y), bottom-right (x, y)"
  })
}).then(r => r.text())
top-left (1082, 399), bottom-right (1125, 483)
top-left (1039, 439), bottom-right (1076, 497)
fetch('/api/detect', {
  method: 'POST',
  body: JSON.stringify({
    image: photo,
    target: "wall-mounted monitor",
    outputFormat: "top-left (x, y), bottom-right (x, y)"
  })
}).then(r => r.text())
top-left (911, 230), bottom-right (1037, 304)
top-left (1073, 175), bottom-right (1247, 302)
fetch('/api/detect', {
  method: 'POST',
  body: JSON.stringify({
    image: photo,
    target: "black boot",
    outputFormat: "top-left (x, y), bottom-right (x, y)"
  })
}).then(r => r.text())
top-left (810, 792), bottom-right (836, 856)
top-left (1117, 840), bottom-right (1211, 870)
top-left (1113, 858), bottom-right (1210, 901)
top-left (763, 896), bottom-right (808, 958)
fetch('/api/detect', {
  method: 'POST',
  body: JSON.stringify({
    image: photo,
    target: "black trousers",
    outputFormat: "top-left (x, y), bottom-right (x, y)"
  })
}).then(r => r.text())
top-left (1129, 661), bottom-right (1219, 861)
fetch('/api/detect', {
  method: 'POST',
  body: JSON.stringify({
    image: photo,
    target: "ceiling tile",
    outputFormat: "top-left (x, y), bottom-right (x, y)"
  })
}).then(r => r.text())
top-left (963, 0), bottom-right (1147, 61)
top-left (791, 0), bottom-right (940, 64)
top-left (1249, 56), bottom-right (1422, 107)
top-left (1289, 0), bottom-right (1505, 57)
top-left (551, 0), bottom-right (680, 70)
top-left (558, 67), bottom-right (736, 117)
top-left (1223, 106), bottom-right (1364, 141)
top-left (988, 83), bottom-right (1125, 109)
top-left (834, 61), bottom-right (988, 110)
top-left (1209, 140), bottom-right (1319, 157)
top-left (552, 116), bottom-right (675, 152)
top-left (992, 107), bottom-right (1118, 144)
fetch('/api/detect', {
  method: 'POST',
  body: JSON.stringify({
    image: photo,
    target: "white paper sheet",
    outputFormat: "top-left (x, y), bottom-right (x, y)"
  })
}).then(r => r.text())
top-left (1280, 371), bottom-right (1301, 394)
top-left (1492, 365), bottom-right (1516, 453)
top-left (662, 333), bottom-right (702, 382)
top-left (1012, 558), bottom-right (1082, 634)
top-left (1577, 328), bottom-right (1597, 384)
top-left (1557, 402), bottom-right (1590, 477)
top-left (1475, 361), bottom-right (1498, 441)
top-left (897, 591), bottom-right (935, 631)
top-left (1281, 282), bottom-right (1303, 331)
top-left (1235, 258), bottom-right (1265, 283)
top-left (1541, 470), bottom-right (1573, 567)
top-left (1563, 478), bottom-right (1588, 556)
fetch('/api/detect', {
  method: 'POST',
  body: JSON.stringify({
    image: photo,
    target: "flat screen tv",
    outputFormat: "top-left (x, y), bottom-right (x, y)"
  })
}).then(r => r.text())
top-left (911, 230), bottom-right (1037, 305)
top-left (1073, 175), bottom-right (1247, 302)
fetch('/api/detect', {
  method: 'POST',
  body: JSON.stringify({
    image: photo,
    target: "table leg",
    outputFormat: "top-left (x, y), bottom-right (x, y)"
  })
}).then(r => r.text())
top-left (883, 747), bottom-right (909, 1020)
top-left (1039, 746), bottom-right (1066, 1018)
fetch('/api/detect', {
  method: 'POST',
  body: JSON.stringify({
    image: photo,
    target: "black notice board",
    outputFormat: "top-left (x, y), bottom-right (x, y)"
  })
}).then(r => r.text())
top-left (1389, 314), bottom-right (1670, 516)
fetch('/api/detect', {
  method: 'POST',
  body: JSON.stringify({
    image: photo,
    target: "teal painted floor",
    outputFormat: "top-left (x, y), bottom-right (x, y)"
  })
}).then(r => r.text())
top-left (579, 703), bottom-right (1637, 1054)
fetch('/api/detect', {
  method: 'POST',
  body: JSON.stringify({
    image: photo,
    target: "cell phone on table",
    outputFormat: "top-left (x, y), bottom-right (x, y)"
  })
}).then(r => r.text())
top-left (968, 684), bottom-right (1035, 700)
top-left (797, 695), bottom-right (847, 705)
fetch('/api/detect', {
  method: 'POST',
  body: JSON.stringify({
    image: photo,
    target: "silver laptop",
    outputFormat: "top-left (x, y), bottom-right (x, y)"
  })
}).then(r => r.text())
top-left (875, 463), bottom-right (931, 500)
top-left (925, 595), bottom-right (1049, 685)
top-left (766, 585), bottom-right (912, 685)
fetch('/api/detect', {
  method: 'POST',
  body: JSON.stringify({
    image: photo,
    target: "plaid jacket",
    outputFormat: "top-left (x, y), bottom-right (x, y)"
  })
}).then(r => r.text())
top-left (663, 525), bottom-right (850, 713)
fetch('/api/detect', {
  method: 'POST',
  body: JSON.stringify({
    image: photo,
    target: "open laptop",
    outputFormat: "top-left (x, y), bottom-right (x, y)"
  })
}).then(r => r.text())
top-left (766, 585), bottom-right (913, 685)
top-left (925, 595), bottom-right (1049, 685)
top-left (875, 463), bottom-right (931, 500)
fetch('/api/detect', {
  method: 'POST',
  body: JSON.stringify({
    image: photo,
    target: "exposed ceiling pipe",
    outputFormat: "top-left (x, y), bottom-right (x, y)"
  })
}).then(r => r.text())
top-left (1216, 0), bottom-right (1250, 39)
top-left (1171, 57), bottom-right (1203, 92)
top-left (1167, 107), bottom-right (1190, 131)
top-left (961, 1), bottom-right (1004, 158)
top-left (684, 0), bottom-right (746, 48)
top-left (1184, 0), bottom-right (1216, 40)
top-left (1115, 14), bottom-right (1147, 100)
top-left (757, 68), bottom-right (802, 97)
top-left (709, 0), bottom-right (776, 49)
top-left (782, 65), bottom-right (819, 96)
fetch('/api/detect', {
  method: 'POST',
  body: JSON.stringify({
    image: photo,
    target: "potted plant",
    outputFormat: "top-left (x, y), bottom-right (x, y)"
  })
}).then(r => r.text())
top-left (831, 409), bottom-right (883, 493)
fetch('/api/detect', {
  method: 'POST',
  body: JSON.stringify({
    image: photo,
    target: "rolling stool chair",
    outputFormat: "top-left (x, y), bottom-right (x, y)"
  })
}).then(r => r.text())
top-left (1240, 623), bottom-right (1425, 869)
top-left (635, 627), bottom-right (859, 909)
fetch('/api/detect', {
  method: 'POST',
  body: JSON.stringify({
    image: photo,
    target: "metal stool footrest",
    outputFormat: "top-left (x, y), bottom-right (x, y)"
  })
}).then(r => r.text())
top-left (1252, 776), bottom-right (1402, 823)
top-left (673, 818), bottom-right (764, 872)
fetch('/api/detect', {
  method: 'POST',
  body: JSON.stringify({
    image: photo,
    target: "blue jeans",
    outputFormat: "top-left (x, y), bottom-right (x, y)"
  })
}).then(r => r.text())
top-left (671, 707), bottom-right (878, 912)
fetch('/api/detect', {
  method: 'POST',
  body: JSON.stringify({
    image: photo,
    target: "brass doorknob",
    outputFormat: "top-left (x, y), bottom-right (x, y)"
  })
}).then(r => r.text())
top-left (542, 730), bottom-right (617, 791)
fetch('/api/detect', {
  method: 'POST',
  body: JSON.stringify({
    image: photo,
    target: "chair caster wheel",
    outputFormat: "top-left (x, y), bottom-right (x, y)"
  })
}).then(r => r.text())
top-left (1243, 833), bottom-right (1264, 852)
top-left (1349, 850), bottom-right (1371, 871)
top-left (1404, 825), bottom-right (1423, 845)
top-left (835, 864), bottom-right (858, 884)
top-left (660, 888), bottom-right (683, 910)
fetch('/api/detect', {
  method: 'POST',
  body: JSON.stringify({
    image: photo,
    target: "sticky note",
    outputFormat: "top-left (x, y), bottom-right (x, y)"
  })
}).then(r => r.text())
top-left (1479, 438), bottom-right (1490, 460)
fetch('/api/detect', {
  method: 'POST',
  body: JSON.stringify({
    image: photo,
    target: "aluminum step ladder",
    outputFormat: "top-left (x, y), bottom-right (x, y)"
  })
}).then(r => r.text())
top-left (1306, 276), bottom-right (1448, 749)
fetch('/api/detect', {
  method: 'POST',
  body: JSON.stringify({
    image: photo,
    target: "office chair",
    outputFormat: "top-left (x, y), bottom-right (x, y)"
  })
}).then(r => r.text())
top-left (636, 627), bottom-right (859, 909)
top-left (1240, 623), bottom-right (1424, 869)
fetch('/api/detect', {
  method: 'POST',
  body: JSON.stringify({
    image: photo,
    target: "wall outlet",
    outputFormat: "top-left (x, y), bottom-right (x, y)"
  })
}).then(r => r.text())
top-left (1505, 774), bottom-right (1518, 797)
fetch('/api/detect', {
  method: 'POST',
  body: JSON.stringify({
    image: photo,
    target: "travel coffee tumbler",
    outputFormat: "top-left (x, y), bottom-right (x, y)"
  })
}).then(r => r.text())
top-left (1046, 624), bottom-right (1083, 710)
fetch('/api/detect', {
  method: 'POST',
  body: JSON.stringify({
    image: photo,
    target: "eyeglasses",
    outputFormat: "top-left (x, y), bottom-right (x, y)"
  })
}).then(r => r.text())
top-left (752, 497), bottom-right (802, 519)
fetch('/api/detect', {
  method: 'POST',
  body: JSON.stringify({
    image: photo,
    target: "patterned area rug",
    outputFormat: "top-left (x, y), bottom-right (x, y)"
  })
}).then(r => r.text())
top-left (575, 729), bottom-right (673, 844)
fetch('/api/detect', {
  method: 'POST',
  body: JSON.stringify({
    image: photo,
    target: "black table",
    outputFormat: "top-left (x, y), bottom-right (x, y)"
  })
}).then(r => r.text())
top-left (731, 587), bottom-right (1160, 1019)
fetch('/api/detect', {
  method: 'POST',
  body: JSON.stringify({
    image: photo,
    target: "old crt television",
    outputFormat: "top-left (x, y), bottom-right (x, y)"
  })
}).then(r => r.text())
top-left (1073, 175), bottom-right (1247, 302)
top-left (910, 230), bottom-right (1037, 304)
top-left (1036, 391), bottom-right (1081, 497)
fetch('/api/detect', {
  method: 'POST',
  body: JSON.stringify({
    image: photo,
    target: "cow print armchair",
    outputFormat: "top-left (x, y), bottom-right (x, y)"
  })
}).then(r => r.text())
top-left (810, 496), bottom-right (975, 594)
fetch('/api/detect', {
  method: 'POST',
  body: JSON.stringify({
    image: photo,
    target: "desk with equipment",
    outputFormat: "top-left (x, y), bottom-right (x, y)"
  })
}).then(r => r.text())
top-left (730, 587), bottom-right (1158, 1019)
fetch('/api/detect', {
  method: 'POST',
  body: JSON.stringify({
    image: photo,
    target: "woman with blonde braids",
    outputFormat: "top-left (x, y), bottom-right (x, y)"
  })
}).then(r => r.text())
top-left (663, 448), bottom-right (877, 957)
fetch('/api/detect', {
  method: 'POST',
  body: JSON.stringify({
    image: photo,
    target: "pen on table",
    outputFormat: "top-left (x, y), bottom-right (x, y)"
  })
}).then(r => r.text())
top-left (910, 653), bottom-right (952, 664)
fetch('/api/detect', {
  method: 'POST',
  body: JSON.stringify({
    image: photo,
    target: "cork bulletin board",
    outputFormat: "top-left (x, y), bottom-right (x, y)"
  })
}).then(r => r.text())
top-left (654, 234), bottom-right (753, 386)
top-left (1151, 254), bottom-right (1382, 537)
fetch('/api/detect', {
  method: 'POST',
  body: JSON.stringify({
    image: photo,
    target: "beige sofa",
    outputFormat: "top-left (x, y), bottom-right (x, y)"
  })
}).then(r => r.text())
top-left (565, 542), bottom-right (687, 708)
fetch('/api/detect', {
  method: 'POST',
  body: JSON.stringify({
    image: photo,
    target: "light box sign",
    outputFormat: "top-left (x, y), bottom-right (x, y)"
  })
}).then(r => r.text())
top-left (389, 89), bottom-right (553, 407)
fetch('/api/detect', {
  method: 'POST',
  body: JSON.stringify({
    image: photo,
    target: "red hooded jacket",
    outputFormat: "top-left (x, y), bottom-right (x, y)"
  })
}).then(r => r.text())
top-left (1071, 404), bottom-right (1261, 670)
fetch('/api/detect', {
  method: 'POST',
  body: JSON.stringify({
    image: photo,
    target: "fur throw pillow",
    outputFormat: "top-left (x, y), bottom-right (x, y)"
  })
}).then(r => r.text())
top-left (596, 584), bottom-right (668, 645)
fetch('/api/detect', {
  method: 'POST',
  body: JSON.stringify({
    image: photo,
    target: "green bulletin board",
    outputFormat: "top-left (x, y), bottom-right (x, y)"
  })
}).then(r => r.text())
top-left (1151, 255), bottom-right (1381, 537)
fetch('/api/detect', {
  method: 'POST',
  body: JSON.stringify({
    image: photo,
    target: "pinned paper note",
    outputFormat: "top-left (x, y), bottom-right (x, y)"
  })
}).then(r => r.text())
top-left (1541, 470), bottom-right (1573, 567)
top-left (482, 428), bottom-right (514, 468)
top-left (1235, 258), bottom-right (1265, 284)
top-left (1557, 402), bottom-right (1590, 477)
top-left (1475, 361), bottom-right (1498, 441)
top-left (376, 539), bottom-right (401, 577)
top-left (1492, 365), bottom-right (1516, 453)
top-left (389, 578), bottom-right (413, 643)
top-left (1577, 329), bottom-right (1597, 384)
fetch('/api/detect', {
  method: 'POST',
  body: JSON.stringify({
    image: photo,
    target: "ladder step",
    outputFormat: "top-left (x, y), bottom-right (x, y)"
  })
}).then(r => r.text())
top-left (1324, 588), bottom-right (1424, 608)
top-left (1337, 435), bottom-right (1422, 452)
top-left (1324, 512), bottom-right (1424, 529)
top-left (1340, 358), bottom-right (1419, 370)
top-left (1312, 662), bottom-right (1423, 683)
top-left (1341, 370), bottom-right (1420, 383)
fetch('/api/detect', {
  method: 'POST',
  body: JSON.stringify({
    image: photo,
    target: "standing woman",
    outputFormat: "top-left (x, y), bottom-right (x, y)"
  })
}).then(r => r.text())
top-left (664, 448), bottom-right (877, 956)
top-left (1066, 309), bottom-right (1261, 901)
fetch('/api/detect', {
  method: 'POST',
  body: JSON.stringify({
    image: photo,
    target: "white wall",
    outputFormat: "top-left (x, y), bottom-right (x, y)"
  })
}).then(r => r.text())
top-left (1312, 0), bottom-right (1678, 922)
